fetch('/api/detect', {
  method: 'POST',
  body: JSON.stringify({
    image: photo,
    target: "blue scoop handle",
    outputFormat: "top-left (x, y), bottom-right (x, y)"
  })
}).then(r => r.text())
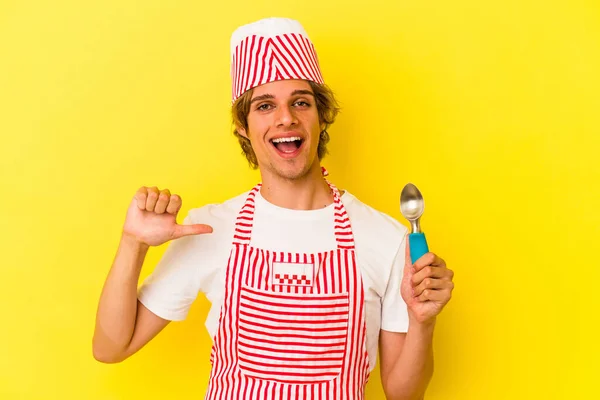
top-left (409, 232), bottom-right (429, 264)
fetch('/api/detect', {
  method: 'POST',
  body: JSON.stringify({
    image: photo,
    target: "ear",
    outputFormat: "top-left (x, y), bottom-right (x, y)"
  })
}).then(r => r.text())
top-left (320, 120), bottom-right (326, 134)
top-left (237, 125), bottom-right (248, 139)
top-left (319, 123), bottom-right (327, 139)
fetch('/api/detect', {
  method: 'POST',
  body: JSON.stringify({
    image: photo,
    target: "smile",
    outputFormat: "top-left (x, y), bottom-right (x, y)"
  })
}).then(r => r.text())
top-left (270, 136), bottom-right (304, 157)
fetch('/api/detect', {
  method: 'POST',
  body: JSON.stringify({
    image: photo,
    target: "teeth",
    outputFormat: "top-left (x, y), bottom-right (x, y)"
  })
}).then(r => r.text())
top-left (272, 136), bottom-right (301, 143)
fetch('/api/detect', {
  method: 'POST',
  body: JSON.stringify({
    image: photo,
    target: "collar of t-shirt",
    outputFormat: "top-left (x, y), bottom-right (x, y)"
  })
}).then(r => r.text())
top-left (248, 189), bottom-right (352, 252)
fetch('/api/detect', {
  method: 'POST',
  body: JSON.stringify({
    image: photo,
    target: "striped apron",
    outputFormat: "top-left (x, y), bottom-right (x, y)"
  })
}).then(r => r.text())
top-left (205, 182), bottom-right (370, 400)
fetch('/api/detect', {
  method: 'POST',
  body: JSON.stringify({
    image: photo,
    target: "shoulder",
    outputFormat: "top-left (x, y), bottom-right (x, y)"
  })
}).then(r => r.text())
top-left (179, 190), bottom-right (249, 247)
top-left (341, 191), bottom-right (408, 268)
top-left (341, 191), bottom-right (409, 243)
top-left (186, 191), bottom-right (249, 226)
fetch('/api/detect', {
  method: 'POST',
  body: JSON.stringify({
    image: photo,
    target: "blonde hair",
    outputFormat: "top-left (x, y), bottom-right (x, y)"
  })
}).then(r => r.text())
top-left (232, 81), bottom-right (340, 169)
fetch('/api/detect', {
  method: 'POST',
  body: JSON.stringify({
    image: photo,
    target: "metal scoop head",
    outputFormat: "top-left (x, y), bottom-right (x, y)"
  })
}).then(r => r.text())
top-left (400, 183), bottom-right (425, 233)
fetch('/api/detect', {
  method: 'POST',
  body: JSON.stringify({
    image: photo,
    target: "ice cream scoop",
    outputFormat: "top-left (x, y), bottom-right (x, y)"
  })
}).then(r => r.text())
top-left (400, 183), bottom-right (430, 264)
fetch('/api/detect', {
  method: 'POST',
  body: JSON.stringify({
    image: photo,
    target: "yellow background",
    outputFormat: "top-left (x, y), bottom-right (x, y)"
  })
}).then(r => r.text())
top-left (1, 0), bottom-right (599, 398)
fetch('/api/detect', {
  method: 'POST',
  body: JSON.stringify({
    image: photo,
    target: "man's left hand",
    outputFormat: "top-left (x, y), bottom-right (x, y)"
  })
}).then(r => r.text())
top-left (400, 235), bottom-right (455, 325)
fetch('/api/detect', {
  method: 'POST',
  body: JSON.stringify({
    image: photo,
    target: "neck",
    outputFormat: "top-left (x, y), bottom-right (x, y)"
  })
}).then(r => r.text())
top-left (259, 163), bottom-right (333, 210)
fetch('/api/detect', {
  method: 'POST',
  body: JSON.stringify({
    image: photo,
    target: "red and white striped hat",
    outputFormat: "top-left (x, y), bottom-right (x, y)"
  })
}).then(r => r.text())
top-left (230, 18), bottom-right (325, 103)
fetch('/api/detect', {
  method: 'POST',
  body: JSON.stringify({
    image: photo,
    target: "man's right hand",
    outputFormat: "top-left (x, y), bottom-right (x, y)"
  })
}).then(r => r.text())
top-left (122, 186), bottom-right (213, 247)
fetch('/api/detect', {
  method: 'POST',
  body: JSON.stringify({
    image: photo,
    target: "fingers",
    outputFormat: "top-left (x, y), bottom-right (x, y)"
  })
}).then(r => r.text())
top-left (154, 189), bottom-right (171, 214)
top-left (413, 277), bottom-right (454, 297)
top-left (143, 186), bottom-right (159, 211)
top-left (416, 288), bottom-right (452, 302)
top-left (134, 187), bottom-right (148, 210)
top-left (407, 249), bottom-right (455, 305)
top-left (413, 252), bottom-right (446, 272)
top-left (411, 264), bottom-right (452, 286)
top-left (134, 186), bottom-right (181, 215)
top-left (166, 194), bottom-right (182, 215)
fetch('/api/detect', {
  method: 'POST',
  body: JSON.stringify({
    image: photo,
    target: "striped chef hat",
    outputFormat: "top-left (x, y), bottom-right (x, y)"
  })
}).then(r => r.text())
top-left (230, 18), bottom-right (325, 103)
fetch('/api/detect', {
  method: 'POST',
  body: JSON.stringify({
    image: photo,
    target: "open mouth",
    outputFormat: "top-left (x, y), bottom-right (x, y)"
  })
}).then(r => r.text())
top-left (270, 136), bottom-right (304, 155)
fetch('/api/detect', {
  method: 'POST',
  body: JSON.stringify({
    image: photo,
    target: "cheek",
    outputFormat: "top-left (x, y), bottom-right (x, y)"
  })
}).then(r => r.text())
top-left (309, 119), bottom-right (322, 143)
top-left (297, 112), bottom-right (320, 132)
top-left (245, 121), bottom-right (271, 157)
top-left (247, 115), bottom-right (270, 138)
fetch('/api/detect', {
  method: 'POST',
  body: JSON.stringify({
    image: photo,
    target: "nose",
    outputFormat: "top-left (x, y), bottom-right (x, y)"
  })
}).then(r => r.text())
top-left (275, 104), bottom-right (298, 128)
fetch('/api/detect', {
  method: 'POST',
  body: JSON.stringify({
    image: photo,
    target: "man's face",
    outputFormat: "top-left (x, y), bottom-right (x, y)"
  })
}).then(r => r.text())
top-left (240, 79), bottom-right (322, 181)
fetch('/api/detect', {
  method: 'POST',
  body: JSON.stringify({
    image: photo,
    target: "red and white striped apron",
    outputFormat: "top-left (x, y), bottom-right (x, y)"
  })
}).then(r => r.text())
top-left (205, 181), bottom-right (370, 400)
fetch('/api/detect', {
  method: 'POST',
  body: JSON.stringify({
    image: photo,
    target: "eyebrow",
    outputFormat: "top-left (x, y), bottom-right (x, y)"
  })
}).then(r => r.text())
top-left (250, 94), bottom-right (275, 104)
top-left (250, 90), bottom-right (315, 104)
top-left (291, 89), bottom-right (315, 97)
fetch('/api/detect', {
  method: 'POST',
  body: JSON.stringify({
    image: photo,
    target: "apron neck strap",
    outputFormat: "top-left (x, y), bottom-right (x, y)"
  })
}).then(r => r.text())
top-left (232, 181), bottom-right (355, 250)
top-left (327, 180), bottom-right (356, 250)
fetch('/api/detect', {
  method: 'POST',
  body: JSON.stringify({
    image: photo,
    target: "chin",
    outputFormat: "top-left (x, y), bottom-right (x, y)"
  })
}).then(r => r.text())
top-left (274, 167), bottom-right (308, 181)
top-left (270, 160), bottom-right (314, 181)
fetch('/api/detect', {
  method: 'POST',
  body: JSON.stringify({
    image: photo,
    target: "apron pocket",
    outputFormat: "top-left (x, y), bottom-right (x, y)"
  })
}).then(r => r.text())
top-left (237, 284), bottom-right (349, 384)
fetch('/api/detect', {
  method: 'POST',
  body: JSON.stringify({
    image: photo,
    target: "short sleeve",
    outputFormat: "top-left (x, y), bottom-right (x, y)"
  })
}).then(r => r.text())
top-left (380, 234), bottom-right (409, 332)
top-left (137, 214), bottom-right (203, 321)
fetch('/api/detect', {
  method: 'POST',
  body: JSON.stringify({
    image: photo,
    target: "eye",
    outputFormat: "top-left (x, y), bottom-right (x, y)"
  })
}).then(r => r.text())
top-left (293, 100), bottom-right (311, 107)
top-left (257, 103), bottom-right (273, 111)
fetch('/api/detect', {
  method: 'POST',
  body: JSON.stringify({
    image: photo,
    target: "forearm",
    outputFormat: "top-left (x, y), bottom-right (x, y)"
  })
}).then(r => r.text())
top-left (92, 233), bottom-right (149, 360)
top-left (384, 319), bottom-right (435, 400)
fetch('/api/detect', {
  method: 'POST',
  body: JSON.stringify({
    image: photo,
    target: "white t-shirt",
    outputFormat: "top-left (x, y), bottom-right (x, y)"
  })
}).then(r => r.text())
top-left (138, 188), bottom-right (409, 372)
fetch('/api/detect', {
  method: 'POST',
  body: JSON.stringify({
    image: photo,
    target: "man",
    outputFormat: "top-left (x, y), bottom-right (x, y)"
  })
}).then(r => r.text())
top-left (93, 17), bottom-right (455, 400)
